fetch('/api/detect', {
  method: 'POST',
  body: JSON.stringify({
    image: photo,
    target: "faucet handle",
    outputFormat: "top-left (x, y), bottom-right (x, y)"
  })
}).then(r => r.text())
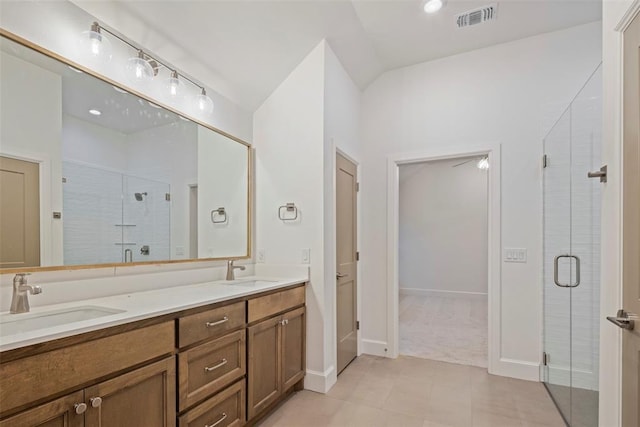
top-left (15, 273), bottom-right (31, 278)
top-left (31, 285), bottom-right (42, 295)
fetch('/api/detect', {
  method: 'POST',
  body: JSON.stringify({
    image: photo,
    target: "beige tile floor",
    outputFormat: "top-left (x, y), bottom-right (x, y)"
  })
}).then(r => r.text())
top-left (258, 355), bottom-right (566, 427)
top-left (399, 293), bottom-right (488, 368)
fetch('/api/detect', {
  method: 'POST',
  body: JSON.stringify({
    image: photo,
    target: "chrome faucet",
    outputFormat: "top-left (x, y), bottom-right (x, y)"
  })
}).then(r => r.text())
top-left (226, 260), bottom-right (246, 280)
top-left (10, 273), bottom-right (42, 314)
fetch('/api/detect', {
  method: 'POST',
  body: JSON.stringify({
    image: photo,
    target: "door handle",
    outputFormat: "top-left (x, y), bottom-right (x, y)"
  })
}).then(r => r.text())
top-left (607, 309), bottom-right (637, 330)
top-left (336, 273), bottom-right (348, 280)
top-left (553, 254), bottom-right (580, 288)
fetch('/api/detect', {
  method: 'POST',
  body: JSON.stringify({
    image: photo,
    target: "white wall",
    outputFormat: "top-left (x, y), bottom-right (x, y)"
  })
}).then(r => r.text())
top-left (0, 51), bottom-right (63, 266)
top-left (323, 43), bottom-right (363, 386)
top-left (600, 1), bottom-right (636, 425)
top-left (399, 158), bottom-right (488, 294)
top-left (254, 41), bottom-right (327, 390)
top-left (360, 22), bottom-right (602, 379)
top-left (253, 40), bottom-right (362, 392)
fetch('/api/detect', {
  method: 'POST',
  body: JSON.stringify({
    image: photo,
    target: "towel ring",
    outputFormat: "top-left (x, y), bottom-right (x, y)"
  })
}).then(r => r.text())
top-left (211, 207), bottom-right (228, 224)
top-left (278, 203), bottom-right (298, 221)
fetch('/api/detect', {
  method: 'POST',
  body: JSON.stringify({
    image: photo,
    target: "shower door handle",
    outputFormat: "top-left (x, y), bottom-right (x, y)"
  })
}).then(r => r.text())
top-left (553, 254), bottom-right (580, 288)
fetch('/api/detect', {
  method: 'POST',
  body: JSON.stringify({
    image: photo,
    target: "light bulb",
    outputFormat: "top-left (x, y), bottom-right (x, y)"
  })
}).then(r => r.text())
top-left (78, 22), bottom-right (112, 64)
top-left (195, 88), bottom-right (214, 114)
top-left (423, 0), bottom-right (444, 13)
top-left (477, 157), bottom-right (489, 170)
top-left (164, 70), bottom-right (184, 100)
top-left (126, 50), bottom-right (154, 85)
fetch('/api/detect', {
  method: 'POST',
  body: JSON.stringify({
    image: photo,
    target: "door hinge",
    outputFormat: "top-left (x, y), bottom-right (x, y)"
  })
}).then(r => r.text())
top-left (165, 193), bottom-right (171, 201)
top-left (542, 352), bottom-right (549, 366)
top-left (356, 321), bottom-right (360, 330)
top-left (356, 251), bottom-right (360, 261)
top-left (542, 154), bottom-right (548, 169)
top-left (356, 182), bottom-right (360, 192)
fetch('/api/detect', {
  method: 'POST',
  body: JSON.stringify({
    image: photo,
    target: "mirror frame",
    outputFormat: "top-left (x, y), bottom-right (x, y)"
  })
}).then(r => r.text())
top-left (0, 28), bottom-right (253, 273)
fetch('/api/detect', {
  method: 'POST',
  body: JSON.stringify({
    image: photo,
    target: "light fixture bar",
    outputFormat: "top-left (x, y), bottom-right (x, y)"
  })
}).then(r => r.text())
top-left (91, 21), bottom-right (208, 93)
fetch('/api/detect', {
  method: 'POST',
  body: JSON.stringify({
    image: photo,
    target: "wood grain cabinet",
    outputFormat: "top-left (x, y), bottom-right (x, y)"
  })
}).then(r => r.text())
top-left (0, 391), bottom-right (85, 427)
top-left (247, 305), bottom-right (305, 420)
top-left (84, 357), bottom-right (176, 427)
top-left (0, 358), bottom-right (175, 427)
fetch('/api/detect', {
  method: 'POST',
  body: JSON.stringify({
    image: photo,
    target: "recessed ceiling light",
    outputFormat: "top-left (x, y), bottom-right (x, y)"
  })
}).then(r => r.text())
top-left (148, 101), bottom-right (161, 109)
top-left (113, 86), bottom-right (128, 94)
top-left (89, 109), bottom-right (102, 116)
top-left (68, 66), bottom-right (83, 73)
top-left (424, 0), bottom-right (444, 13)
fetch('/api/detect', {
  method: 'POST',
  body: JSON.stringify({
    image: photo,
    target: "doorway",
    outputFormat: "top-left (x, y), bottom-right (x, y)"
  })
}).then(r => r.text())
top-left (398, 156), bottom-right (488, 367)
top-left (336, 152), bottom-right (358, 374)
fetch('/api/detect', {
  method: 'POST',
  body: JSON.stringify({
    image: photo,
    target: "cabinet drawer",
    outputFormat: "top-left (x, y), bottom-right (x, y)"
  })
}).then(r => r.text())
top-left (178, 380), bottom-right (245, 427)
top-left (0, 321), bottom-right (174, 417)
top-left (179, 301), bottom-right (245, 348)
top-left (248, 286), bottom-right (305, 323)
top-left (178, 330), bottom-right (246, 411)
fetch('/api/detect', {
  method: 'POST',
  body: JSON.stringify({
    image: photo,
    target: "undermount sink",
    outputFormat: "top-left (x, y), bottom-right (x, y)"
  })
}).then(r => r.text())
top-left (0, 306), bottom-right (125, 336)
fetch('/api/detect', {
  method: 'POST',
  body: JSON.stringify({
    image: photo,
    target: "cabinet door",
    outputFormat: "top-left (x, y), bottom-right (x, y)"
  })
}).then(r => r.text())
top-left (247, 316), bottom-right (281, 419)
top-left (84, 357), bottom-right (176, 427)
top-left (281, 307), bottom-right (305, 391)
top-left (0, 391), bottom-right (84, 427)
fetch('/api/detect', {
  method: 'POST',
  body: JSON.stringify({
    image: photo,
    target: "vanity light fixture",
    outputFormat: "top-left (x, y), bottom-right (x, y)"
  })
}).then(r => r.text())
top-left (79, 21), bottom-right (215, 115)
top-left (195, 88), bottom-right (214, 114)
top-left (88, 109), bottom-right (102, 116)
top-left (423, 0), bottom-right (444, 13)
top-left (78, 22), bottom-right (112, 63)
top-left (165, 70), bottom-right (184, 99)
top-left (477, 157), bottom-right (489, 170)
top-left (126, 50), bottom-right (155, 85)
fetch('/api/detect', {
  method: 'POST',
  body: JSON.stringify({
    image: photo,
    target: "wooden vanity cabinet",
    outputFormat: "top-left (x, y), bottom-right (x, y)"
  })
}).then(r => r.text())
top-left (247, 292), bottom-right (305, 421)
top-left (84, 357), bottom-right (176, 427)
top-left (0, 391), bottom-right (85, 427)
top-left (0, 355), bottom-right (175, 427)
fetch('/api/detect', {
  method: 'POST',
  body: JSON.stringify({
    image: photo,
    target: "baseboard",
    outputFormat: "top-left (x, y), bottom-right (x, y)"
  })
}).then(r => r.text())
top-left (304, 365), bottom-right (335, 393)
top-left (490, 357), bottom-right (540, 382)
top-left (399, 288), bottom-right (488, 297)
top-left (361, 339), bottom-right (389, 357)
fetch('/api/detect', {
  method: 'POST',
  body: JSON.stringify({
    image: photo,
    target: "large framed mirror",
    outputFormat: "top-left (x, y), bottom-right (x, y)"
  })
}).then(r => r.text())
top-left (0, 30), bottom-right (251, 272)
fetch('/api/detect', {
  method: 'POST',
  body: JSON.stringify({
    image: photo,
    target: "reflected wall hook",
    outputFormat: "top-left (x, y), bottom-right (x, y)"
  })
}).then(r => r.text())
top-left (211, 207), bottom-right (228, 224)
top-left (278, 203), bottom-right (298, 221)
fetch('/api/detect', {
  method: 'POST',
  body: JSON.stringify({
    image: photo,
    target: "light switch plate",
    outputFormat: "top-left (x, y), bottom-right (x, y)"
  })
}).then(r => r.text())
top-left (301, 248), bottom-right (310, 264)
top-left (504, 248), bottom-right (527, 263)
top-left (257, 249), bottom-right (265, 263)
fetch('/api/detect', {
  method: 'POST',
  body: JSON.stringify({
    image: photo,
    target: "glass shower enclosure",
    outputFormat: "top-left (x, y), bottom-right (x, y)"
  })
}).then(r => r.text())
top-left (542, 64), bottom-right (602, 427)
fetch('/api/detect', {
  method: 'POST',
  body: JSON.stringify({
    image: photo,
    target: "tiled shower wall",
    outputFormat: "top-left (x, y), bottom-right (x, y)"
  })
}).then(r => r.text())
top-left (63, 161), bottom-right (170, 265)
top-left (543, 66), bottom-right (602, 391)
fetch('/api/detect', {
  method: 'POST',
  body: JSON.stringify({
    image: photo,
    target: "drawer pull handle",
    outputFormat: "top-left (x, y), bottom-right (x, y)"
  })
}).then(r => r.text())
top-left (204, 358), bottom-right (228, 372)
top-left (205, 412), bottom-right (227, 427)
top-left (74, 403), bottom-right (87, 414)
top-left (90, 397), bottom-right (102, 408)
top-left (205, 316), bottom-right (229, 327)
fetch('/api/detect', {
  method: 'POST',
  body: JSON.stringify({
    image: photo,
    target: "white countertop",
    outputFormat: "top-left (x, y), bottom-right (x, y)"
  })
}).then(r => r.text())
top-left (0, 275), bottom-right (307, 352)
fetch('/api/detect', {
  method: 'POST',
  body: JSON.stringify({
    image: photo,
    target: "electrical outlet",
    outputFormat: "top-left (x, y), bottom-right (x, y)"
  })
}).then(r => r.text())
top-left (257, 249), bottom-right (265, 263)
top-left (504, 248), bottom-right (527, 263)
top-left (301, 248), bottom-right (310, 264)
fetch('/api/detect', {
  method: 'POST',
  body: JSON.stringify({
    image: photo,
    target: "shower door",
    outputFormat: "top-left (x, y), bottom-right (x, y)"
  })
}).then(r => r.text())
top-left (543, 65), bottom-right (601, 427)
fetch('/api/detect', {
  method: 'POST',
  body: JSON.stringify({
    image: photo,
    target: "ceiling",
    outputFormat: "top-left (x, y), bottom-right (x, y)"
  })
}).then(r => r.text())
top-left (71, 0), bottom-right (602, 112)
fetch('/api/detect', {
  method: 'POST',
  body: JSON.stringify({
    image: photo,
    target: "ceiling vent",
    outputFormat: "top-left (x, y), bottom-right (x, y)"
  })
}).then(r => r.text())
top-left (455, 3), bottom-right (498, 28)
